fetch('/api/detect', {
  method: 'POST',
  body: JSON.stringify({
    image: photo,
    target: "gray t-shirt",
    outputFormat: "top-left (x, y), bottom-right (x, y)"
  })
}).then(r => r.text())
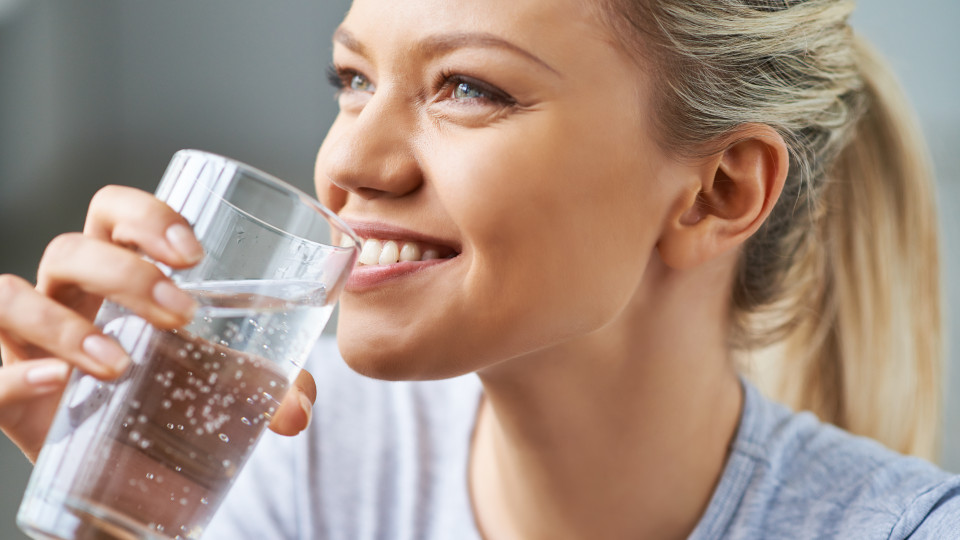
top-left (205, 339), bottom-right (960, 539)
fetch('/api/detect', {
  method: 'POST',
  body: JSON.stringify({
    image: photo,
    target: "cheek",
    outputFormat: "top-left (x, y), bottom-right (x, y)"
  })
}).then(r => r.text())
top-left (431, 111), bottom-right (666, 341)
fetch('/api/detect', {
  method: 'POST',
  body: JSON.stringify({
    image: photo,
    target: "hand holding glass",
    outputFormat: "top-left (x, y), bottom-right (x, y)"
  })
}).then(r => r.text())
top-left (17, 150), bottom-right (359, 540)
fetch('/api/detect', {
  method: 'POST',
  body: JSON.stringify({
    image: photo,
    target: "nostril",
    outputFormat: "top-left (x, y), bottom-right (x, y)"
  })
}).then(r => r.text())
top-left (354, 186), bottom-right (394, 200)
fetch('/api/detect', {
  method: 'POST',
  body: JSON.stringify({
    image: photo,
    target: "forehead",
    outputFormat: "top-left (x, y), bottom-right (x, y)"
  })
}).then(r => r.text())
top-left (341, 0), bottom-right (611, 58)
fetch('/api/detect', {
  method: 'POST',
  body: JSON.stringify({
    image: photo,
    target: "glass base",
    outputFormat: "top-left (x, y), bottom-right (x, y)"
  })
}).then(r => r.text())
top-left (18, 492), bottom-right (170, 540)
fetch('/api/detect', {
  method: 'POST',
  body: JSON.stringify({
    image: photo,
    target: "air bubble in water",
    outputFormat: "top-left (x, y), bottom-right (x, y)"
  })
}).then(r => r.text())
top-left (200, 497), bottom-right (209, 505)
top-left (241, 417), bottom-right (251, 426)
top-left (146, 473), bottom-right (154, 480)
top-left (162, 400), bottom-right (172, 409)
top-left (222, 459), bottom-right (231, 468)
top-left (219, 433), bottom-right (230, 442)
top-left (138, 415), bottom-right (148, 423)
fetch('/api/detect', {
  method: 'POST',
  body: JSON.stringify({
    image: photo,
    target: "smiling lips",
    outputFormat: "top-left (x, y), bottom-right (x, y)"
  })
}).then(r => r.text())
top-left (346, 235), bottom-right (459, 291)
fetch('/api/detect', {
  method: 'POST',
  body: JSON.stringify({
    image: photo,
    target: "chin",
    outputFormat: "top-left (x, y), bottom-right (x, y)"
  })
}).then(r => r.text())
top-left (334, 326), bottom-right (477, 382)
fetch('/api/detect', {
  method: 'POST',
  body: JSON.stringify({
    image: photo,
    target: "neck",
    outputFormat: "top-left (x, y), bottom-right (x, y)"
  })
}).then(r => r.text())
top-left (470, 255), bottom-right (743, 540)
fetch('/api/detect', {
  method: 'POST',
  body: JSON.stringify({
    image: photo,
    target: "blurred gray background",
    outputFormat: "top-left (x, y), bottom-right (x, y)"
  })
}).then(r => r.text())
top-left (0, 1), bottom-right (957, 538)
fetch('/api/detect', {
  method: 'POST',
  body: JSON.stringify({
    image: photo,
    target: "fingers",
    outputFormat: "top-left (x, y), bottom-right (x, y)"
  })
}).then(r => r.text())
top-left (0, 359), bottom-right (70, 461)
top-left (0, 359), bottom-right (70, 405)
top-left (0, 274), bottom-right (130, 378)
top-left (37, 233), bottom-right (197, 329)
top-left (85, 185), bottom-right (204, 269)
top-left (268, 369), bottom-right (317, 436)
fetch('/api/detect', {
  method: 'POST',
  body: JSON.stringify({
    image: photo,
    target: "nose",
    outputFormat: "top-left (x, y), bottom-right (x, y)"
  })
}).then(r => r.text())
top-left (317, 93), bottom-right (422, 202)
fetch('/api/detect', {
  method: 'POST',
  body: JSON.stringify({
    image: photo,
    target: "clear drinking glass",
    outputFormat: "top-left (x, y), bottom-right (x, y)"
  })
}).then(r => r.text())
top-left (17, 149), bottom-right (359, 540)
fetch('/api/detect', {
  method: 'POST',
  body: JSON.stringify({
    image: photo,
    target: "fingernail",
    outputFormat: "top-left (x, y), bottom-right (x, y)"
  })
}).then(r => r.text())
top-left (82, 335), bottom-right (130, 372)
top-left (166, 223), bottom-right (204, 264)
top-left (153, 280), bottom-right (197, 319)
top-left (298, 392), bottom-right (313, 430)
top-left (25, 362), bottom-right (70, 387)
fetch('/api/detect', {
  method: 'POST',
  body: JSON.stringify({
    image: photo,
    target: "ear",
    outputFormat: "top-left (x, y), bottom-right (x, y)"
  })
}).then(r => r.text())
top-left (657, 125), bottom-right (789, 270)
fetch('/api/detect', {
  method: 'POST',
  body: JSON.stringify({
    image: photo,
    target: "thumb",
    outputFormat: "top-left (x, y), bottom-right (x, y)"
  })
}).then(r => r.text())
top-left (267, 369), bottom-right (316, 436)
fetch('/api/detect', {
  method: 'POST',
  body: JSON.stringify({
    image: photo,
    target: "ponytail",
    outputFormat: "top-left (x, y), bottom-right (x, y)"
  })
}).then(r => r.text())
top-left (753, 36), bottom-right (942, 460)
top-left (600, 1), bottom-right (942, 459)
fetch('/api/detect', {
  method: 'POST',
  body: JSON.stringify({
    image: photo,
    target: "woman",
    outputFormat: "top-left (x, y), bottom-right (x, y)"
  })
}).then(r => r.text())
top-left (2, 0), bottom-right (958, 538)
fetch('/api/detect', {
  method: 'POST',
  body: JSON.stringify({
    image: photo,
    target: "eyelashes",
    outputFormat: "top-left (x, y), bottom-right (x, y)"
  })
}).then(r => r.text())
top-left (325, 63), bottom-right (516, 107)
top-left (432, 70), bottom-right (516, 106)
top-left (326, 64), bottom-right (345, 90)
top-left (326, 64), bottom-right (373, 93)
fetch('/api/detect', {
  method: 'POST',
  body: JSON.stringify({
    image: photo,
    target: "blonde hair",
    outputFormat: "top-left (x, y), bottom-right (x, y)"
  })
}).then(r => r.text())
top-left (599, 0), bottom-right (942, 459)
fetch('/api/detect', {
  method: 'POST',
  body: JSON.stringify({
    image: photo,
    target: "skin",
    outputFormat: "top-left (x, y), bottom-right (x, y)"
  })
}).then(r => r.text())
top-left (0, 0), bottom-right (789, 537)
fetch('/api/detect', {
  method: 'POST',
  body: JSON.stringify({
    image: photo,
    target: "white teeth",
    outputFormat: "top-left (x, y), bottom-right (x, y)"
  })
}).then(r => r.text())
top-left (338, 234), bottom-right (355, 248)
top-left (359, 239), bottom-right (383, 265)
top-left (378, 241), bottom-right (400, 265)
top-left (399, 242), bottom-right (421, 262)
top-left (357, 238), bottom-right (453, 266)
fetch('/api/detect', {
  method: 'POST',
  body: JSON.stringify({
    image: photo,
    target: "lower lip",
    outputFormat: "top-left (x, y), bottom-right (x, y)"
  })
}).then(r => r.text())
top-left (344, 257), bottom-right (458, 292)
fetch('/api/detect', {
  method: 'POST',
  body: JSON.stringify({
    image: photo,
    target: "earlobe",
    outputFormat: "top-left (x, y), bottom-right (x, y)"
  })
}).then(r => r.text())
top-left (658, 125), bottom-right (789, 270)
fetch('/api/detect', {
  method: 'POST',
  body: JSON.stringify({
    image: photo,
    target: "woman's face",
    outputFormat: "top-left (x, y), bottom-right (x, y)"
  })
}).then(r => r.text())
top-left (316, 0), bottom-right (682, 380)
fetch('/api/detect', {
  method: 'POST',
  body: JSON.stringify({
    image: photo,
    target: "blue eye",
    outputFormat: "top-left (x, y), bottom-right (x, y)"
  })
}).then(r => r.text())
top-left (453, 81), bottom-right (487, 100)
top-left (325, 64), bottom-right (375, 95)
top-left (349, 73), bottom-right (375, 92)
top-left (442, 75), bottom-right (515, 107)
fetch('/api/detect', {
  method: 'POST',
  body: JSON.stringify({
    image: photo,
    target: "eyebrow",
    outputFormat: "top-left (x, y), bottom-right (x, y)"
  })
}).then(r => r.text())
top-left (333, 27), bottom-right (560, 77)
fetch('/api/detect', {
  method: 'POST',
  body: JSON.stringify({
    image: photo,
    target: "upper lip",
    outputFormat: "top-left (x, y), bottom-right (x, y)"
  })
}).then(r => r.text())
top-left (341, 219), bottom-right (462, 254)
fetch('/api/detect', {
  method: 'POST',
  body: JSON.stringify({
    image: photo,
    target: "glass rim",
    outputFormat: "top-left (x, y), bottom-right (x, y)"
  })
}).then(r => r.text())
top-left (174, 148), bottom-right (362, 249)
